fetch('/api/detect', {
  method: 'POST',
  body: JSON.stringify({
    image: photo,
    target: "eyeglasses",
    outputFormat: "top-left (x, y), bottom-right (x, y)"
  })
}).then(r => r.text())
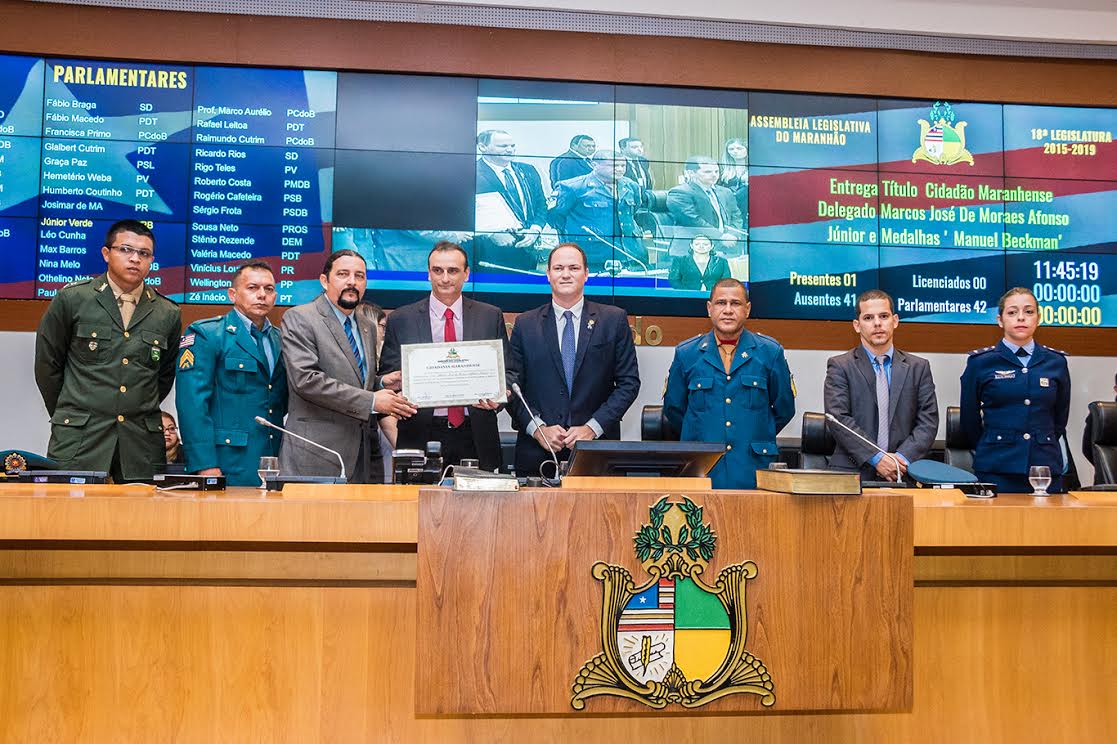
top-left (110, 244), bottom-right (154, 261)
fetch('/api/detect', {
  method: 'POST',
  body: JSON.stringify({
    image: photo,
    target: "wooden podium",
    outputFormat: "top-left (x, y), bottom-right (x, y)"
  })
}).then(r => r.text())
top-left (416, 485), bottom-right (913, 714)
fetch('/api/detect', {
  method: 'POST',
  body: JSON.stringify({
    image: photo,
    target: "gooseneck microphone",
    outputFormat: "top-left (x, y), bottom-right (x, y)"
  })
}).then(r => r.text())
top-left (823, 412), bottom-right (902, 483)
top-left (254, 416), bottom-right (347, 481)
top-left (579, 225), bottom-right (649, 273)
top-left (510, 382), bottom-right (561, 481)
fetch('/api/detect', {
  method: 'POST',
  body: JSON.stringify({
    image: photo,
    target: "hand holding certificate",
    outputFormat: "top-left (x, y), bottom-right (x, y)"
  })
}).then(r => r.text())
top-left (401, 339), bottom-right (508, 409)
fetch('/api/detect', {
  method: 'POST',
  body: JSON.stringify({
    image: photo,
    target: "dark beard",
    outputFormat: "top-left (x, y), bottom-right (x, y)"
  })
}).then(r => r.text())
top-left (337, 291), bottom-right (359, 310)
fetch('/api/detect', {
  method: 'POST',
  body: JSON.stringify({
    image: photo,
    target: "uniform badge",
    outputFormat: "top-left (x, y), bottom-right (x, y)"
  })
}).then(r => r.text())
top-left (4, 452), bottom-right (28, 475)
top-left (179, 333), bottom-right (195, 349)
top-left (994, 370), bottom-right (1015, 380)
top-left (151, 347), bottom-right (161, 362)
top-left (179, 349), bottom-right (195, 370)
top-left (88, 340), bottom-right (98, 352)
top-left (572, 497), bottom-right (774, 710)
top-left (226, 325), bottom-right (238, 333)
top-left (1040, 377), bottom-right (1050, 387)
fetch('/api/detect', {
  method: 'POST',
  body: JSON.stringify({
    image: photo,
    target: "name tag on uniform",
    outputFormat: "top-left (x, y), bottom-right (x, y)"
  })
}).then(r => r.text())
top-left (1040, 377), bottom-right (1050, 387)
top-left (994, 370), bottom-right (1015, 380)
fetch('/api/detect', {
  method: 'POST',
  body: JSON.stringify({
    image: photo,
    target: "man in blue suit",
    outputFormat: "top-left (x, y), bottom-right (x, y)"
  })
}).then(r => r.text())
top-left (506, 243), bottom-right (641, 478)
top-left (664, 278), bottom-right (795, 489)
top-left (175, 261), bottom-right (288, 486)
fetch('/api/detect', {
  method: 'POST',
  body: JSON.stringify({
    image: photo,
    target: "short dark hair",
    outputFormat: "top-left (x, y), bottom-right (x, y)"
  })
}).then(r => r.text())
top-left (618, 137), bottom-right (642, 149)
top-left (855, 289), bottom-right (895, 318)
top-left (997, 286), bottom-right (1039, 315)
top-left (570, 134), bottom-right (594, 147)
top-left (428, 240), bottom-right (470, 271)
top-left (684, 156), bottom-right (717, 172)
top-left (477, 129), bottom-right (509, 147)
top-left (709, 277), bottom-right (748, 302)
top-left (548, 242), bottom-right (588, 270)
top-left (104, 219), bottom-right (154, 249)
top-left (321, 249), bottom-right (365, 277)
top-left (231, 260), bottom-right (275, 286)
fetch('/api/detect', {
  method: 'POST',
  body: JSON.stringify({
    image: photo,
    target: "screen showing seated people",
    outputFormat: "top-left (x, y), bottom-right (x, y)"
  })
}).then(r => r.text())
top-left (1, 53), bottom-right (1114, 325)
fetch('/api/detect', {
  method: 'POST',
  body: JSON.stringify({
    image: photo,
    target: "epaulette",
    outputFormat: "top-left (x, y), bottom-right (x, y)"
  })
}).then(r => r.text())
top-left (145, 286), bottom-right (178, 305)
top-left (679, 333), bottom-right (706, 350)
top-left (754, 332), bottom-right (785, 349)
top-left (968, 345), bottom-right (996, 356)
top-left (1043, 345), bottom-right (1068, 356)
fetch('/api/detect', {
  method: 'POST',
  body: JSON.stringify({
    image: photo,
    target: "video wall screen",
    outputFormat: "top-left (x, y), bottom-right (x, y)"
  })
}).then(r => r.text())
top-left (1, 53), bottom-right (1115, 325)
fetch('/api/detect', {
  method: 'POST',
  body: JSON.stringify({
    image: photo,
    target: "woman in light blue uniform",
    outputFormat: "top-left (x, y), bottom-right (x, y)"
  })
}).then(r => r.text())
top-left (959, 287), bottom-right (1071, 493)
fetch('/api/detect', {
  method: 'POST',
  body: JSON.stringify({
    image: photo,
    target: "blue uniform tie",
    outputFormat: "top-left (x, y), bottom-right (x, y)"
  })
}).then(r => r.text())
top-left (343, 316), bottom-right (366, 384)
top-left (250, 325), bottom-right (273, 375)
top-left (561, 310), bottom-right (576, 391)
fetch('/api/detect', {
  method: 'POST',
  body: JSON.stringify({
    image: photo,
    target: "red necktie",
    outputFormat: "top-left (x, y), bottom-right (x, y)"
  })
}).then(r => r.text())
top-left (444, 308), bottom-right (465, 427)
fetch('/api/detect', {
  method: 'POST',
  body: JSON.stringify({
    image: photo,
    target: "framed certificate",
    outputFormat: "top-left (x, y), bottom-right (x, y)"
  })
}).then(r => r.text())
top-left (401, 339), bottom-right (508, 409)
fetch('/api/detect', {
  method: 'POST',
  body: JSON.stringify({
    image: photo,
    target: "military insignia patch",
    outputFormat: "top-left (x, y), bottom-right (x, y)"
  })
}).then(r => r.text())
top-left (179, 334), bottom-right (195, 349)
top-left (88, 340), bottom-right (98, 352)
top-left (912, 101), bottom-right (974, 167)
top-left (179, 349), bottom-right (195, 369)
top-left (572, 497), bottom-right (774, 710)
top-left (151, 347), bottom-right (161, 362)
top-left (1040, 377), bottom-right (1050, 387)
top-left (4, 452), bottom-right (27, 475)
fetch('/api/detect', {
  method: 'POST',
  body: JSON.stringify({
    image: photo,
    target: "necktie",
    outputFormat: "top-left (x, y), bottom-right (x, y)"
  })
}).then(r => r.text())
top-left (343, 316), bottom-right (366, 385)
top-left (117, 295), bottom-right (136, 328)
top-left (561, 310), bottom-right (576, 391)
top-left (250, 325), bottom-right (272, 375)
top-left (875, 355), bottom-right (890, 452)
top-left (502, 168), bottom-right (525, 223)
top-left (717, 338), bottom-right (736, 374)
top-left (1015, 347), bottom-right (1029, 358)
top-left (704, 188), bottom-right (724, 230)
top-left (443, 308), bottom-right (465, 427)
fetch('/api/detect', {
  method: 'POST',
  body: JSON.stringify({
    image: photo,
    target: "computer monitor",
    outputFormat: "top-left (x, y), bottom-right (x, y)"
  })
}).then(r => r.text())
top-left (564, 441), bottom-right (725, 478)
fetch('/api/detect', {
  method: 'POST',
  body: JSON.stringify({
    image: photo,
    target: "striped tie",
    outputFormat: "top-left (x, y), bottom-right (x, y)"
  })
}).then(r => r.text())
top-left (875, 355), bottom-right (889, 452)
top-left (343, 316), bottom-right (366, 384)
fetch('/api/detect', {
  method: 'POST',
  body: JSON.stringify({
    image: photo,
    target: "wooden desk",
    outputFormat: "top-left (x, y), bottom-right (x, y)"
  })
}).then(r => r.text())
top-left (1, 484), bottom-right (1114, 743)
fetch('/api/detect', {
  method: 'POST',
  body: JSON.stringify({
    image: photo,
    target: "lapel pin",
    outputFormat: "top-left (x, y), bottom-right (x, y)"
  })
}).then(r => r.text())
top-left (227, 325), bottom-right (237, 333)
top-left (88, 340), bottom-right (98, 351)
top-left (587, 319), bottom-right (595, 329)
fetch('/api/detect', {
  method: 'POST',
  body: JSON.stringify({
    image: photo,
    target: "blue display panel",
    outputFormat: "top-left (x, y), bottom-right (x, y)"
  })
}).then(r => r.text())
top-left (3, 49), bottom-right (1117, 327)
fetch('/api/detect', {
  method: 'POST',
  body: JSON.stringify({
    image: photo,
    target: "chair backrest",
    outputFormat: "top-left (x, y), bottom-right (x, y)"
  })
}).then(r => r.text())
top-left (641, 404), bottom-right (679, 442)
top-left (798, 412), bottom-right (835, 469)
top-left (1089, 401), bottom-right (1117, 485)
top-left (944, 406), bottom-right (975, 474)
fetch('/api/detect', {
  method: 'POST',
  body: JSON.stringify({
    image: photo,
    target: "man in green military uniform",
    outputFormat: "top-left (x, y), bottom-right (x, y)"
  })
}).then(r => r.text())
top-left (34, 219), bottom-right (181, 482)
top-left (175, 260), bottom-right (288, 486)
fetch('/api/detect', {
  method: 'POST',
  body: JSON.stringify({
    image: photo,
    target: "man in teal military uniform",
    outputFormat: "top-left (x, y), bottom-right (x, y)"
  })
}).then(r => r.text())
top-left (34, 219), bottom-right (182, 482)
top-left (664, 278), bottom-right (796, 489)
top-left (175, 261), bottom-right (288, 486)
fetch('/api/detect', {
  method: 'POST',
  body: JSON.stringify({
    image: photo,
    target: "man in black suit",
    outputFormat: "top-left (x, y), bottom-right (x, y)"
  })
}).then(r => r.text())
top-left (475, 129), bottom-right (548, 272)
top-left (823, 289), bottom-right (939, 482)
top-left (619, 137), bottom-right (653, 192)
top-left (549, 134), bottom-right (596, 185)
top-left (379, 241), bottom-right (508, 471)
top-left (667, 156), bottom-right (744, 245)
top-left (506, 243), bottom-right (641, 478)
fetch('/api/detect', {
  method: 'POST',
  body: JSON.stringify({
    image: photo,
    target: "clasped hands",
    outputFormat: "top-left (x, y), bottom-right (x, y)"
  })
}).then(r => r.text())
top-left (534, 423), bottom-right (596, 452)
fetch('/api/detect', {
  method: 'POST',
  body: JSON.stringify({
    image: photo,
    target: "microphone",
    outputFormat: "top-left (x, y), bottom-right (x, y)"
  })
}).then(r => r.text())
top-left (823, 412), bottom-right (902, 483)
top-left (477, 260), bottom-right (544, 277)
top-left (579, 225), bottom-right (649, 272)
top-left (510, 382), bottom-right (561, 481)
top-left (254, 416), bottom-right (346, 481)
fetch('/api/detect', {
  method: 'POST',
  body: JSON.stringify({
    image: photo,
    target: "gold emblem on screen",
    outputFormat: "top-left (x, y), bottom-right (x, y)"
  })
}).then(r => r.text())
top-left (913, 101), bottom-right (975, 166)
top-left (571, 497), bottom-right (775, 710)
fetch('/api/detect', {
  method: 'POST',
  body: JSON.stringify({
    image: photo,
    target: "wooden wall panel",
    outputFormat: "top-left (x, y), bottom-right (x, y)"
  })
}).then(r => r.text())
top-left (416, 488), bottom-right (913, 714)
top-left (3, 0), bottom-right (1117, 356)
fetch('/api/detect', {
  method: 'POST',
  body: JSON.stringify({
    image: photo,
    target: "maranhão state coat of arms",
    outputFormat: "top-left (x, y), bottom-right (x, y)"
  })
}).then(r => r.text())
top-left (571, 497), bottom-right (774, 710)
top-left (912, 101), bottom-right (974, 166)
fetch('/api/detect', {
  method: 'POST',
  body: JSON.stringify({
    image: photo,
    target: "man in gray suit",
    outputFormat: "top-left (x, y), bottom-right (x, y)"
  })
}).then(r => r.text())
top-left (280, 249), bottom-right (417, 482)
top-left (824, 289), bottom-right (938, 482)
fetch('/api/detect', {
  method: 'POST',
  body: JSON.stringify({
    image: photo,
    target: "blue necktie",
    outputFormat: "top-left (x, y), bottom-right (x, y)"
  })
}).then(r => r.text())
top-left (343, 316), bottom-right (366, 384)
top-left (561, 310), bottom-right (576, 391)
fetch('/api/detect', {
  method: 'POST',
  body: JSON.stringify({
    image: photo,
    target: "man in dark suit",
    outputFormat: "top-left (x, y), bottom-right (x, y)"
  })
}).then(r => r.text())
top-left (824, 289), bottom-right (939, 482)
top-left (666, 156), bottom-right (744, 244)
top-left (378, 241), bottom-right (508, 471)
top-left (549, 134), bottom-right (596, 185)
top-left (475, 129), bottom-right (548, 272)
top-left (280, 250), bottom-right (417, 483)
top-left (506, 243), bottom-right (641, 478)
top-left (619, 137), bottom-right (653, 192)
